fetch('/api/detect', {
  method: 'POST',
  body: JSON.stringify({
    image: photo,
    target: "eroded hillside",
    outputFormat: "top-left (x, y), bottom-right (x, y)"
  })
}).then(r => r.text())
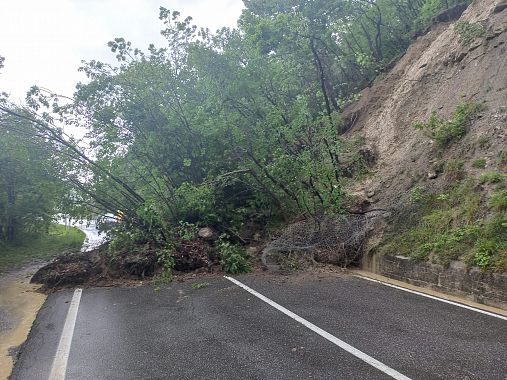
top-left (342, 0), bottom-right (507, 270)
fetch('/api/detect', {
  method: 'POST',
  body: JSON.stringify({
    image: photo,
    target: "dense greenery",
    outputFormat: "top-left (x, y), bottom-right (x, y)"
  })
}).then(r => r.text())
top-left (0, 1), bottom-right (471, 271)
top-left (0, 112), bottom-right (70, 242)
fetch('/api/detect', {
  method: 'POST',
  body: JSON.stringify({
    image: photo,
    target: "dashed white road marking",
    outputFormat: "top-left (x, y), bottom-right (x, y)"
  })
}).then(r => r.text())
top-left (49, 289), bottom-right (82, 380)
top-left (357, 276), bottom-right (507, 321)
top-left (225, 276), bottom-right (412, 380)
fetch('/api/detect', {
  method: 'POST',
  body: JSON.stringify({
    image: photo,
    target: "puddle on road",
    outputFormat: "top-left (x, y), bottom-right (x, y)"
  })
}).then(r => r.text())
top-left (0, 267), bottom-right (47, 380)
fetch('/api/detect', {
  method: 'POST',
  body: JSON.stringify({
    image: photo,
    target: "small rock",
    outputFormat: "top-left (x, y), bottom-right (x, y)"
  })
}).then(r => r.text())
top-left (493, 1), bottom-right (507, 13)
top-left (428, 171), bottom-right (438, 179)
top-left (486, 26), bottom-right (504, 40)
top-left (366, 190), bottom-right (375, 198)
top-left (454, 51), bottom-right (467, 62)
top-left (468, 39), bottom-right (483, 52)
top-left (198, 227), bottom-right (215, 240)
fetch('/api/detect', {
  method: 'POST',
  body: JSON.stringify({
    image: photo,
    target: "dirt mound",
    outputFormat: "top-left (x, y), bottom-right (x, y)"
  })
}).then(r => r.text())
top-left (174, 239), bottom-right (216, 272)
top-left (31, 238), bottom-right (219, 290)
top-left (31, 252), bottom-right (102, 287)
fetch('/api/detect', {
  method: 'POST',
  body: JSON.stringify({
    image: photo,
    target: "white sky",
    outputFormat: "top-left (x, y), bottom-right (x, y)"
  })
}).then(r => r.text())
top-left (0, 0), bottom-right (245, 103)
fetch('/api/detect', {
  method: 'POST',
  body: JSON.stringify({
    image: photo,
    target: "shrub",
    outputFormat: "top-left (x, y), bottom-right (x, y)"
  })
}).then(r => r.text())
top-left (217, 235), bottom-right (251, 274)
top-left (444, 160), bottom-right (465, 182)
top-left (472, 240), bottom-right (497, 269)
top-left (455, 21), bottom-right (486, 45)
top-left (472, 159), bottom-right (486, 169)
top-left (489, 191), bottom-right (507, 212)
top-left (413, 101), bottom-right (485, 148)
top-left (479, 172), bottom-right (506, 184)
top-left (153, 247), bottom-right (176, 286)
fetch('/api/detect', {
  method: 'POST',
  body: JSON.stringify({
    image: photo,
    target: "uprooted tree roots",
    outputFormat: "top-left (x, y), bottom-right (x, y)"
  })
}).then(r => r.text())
top-left (31, 238), bottom-right (219, 290)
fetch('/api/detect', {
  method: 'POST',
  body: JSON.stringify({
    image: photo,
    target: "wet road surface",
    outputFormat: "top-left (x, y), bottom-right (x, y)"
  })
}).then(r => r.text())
top-left (10, 272), bottom-right (507, 380)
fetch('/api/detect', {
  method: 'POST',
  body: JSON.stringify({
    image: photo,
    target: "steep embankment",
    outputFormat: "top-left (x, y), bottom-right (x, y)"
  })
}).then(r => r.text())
top-left (342, 0), bottom-right (507, 306)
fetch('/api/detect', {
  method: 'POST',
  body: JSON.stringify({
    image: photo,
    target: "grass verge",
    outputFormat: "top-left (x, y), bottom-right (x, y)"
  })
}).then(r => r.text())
top-left (0, 224), bottom-right (85, 273)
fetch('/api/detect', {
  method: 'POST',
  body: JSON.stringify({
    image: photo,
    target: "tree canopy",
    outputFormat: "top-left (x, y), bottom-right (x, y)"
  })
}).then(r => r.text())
top-left (0, 0), bottom-right (467, 248)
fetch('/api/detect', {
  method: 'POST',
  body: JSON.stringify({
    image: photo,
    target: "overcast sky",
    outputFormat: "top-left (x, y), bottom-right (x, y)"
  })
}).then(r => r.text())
top-left (0, 0), bottom-right (244, 103)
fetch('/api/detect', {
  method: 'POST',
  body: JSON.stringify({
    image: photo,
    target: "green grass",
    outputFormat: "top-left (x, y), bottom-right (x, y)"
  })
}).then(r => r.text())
top-left (472, 158), bottom-right (486, 169)
top-left (0, 224), bottom-right (85, 273)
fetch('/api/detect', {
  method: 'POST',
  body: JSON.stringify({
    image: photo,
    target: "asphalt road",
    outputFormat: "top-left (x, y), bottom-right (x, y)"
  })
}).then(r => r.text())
top-left (10, 272), bottom-right (507, 380)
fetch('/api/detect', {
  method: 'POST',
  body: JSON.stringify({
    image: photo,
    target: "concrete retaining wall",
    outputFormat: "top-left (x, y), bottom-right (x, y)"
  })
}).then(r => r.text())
top-left (365, 254), bottom-right (507, 310)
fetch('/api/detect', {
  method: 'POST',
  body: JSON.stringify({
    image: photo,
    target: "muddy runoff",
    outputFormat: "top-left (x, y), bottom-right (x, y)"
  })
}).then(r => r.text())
top-left (0, 266), bottom-right (46, 380)
top-left (0, 222), bottom-right (103, 380)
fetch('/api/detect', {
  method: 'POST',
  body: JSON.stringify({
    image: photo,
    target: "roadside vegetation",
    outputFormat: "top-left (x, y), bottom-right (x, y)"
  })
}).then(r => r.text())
top-left (0, 224), bottom-right (85, 273)
top-left (0, 0), bottom-right (476, 279)
top-left (380, 177), bottom-right (507, 271)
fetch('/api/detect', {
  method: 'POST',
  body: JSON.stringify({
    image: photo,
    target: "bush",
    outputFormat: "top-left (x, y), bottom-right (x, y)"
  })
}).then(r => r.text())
top-left (455, 21), bottom-right (486, 45)
top-left (472, 240), bottom-right (496, 269)
top-left (479, 172), bottom-right (506, 184)
top-left (472, 159), bottom-right (486, 169)
top-left (444, 160), bottom-right (465, 182)
top-left (217, 235), bottom-right (251, 274)
top-left (413, 101), bottom-right (486, 148)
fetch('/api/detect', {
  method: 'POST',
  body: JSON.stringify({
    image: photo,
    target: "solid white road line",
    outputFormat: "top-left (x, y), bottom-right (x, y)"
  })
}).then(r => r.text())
top-left (357, 276), bottom-right (507, 321)
top-left (225, 276), bottom-right (412, 380)
top-left (49, 289), bottom-right (82, 380)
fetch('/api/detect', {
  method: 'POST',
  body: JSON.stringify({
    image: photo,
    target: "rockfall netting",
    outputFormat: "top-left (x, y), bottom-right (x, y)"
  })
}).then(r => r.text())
top-left (262, 212), bottom-right (385, 269)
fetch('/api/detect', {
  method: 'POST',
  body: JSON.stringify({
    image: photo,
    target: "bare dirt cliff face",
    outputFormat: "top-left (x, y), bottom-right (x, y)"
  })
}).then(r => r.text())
top-left (344, 0), bottom-right (507, 215)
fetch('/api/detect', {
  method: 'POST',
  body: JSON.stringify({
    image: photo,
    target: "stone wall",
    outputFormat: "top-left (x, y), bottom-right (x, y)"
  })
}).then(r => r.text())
top-left (368, 254), bottom-right (507, 310)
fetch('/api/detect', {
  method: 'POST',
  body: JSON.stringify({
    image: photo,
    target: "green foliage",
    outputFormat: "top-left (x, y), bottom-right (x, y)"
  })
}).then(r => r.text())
top-left (177, 221), bottom-right (198, 241)
top-left (455, 21), bottom-right (486, 45)
top-left (488, 191), bottom-right (507, 212)
top-left (413, 101), bottom-right (486, 148)
top-left (471, 240), bottom-right (496, 269)
top-left (479, 172), bottom-right (506, 184)
top-left (380, 179), bottom-right (507, 271)
top-left (217, 235), bottom-right (251, 274)
top-left (2, 1), bottom-right (472, 259)
top-left (472, 159), bottom-right (486, 169)
top-left (191, 282), bottom-right (210, 289)
top-left (409, 186), bottom-right (426, 203)
top-left (497, 150), bottom-right (507, 166)
top-left (0, 225), bottom-right (85, 273)
top-left (153, 247), bottom-right (176, 286)
top-left (475, 136), bottom-right (490, 149)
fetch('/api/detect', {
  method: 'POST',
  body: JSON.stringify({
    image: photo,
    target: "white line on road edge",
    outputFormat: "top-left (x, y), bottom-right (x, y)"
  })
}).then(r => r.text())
top-left (357, 276), bottom-right (507, 321)
top-left (49, 289), bottom-right (82, 380)
top-left (225, 276), bottom-right (412, 380)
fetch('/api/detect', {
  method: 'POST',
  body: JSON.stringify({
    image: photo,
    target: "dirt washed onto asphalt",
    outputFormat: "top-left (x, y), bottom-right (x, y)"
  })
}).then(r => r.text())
top-left (0, 265), bottom-right (46, 380)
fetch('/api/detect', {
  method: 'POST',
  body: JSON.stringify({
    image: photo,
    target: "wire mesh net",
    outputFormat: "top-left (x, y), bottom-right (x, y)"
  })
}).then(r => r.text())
top-left (262, 211), bottom-right (385, 268)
